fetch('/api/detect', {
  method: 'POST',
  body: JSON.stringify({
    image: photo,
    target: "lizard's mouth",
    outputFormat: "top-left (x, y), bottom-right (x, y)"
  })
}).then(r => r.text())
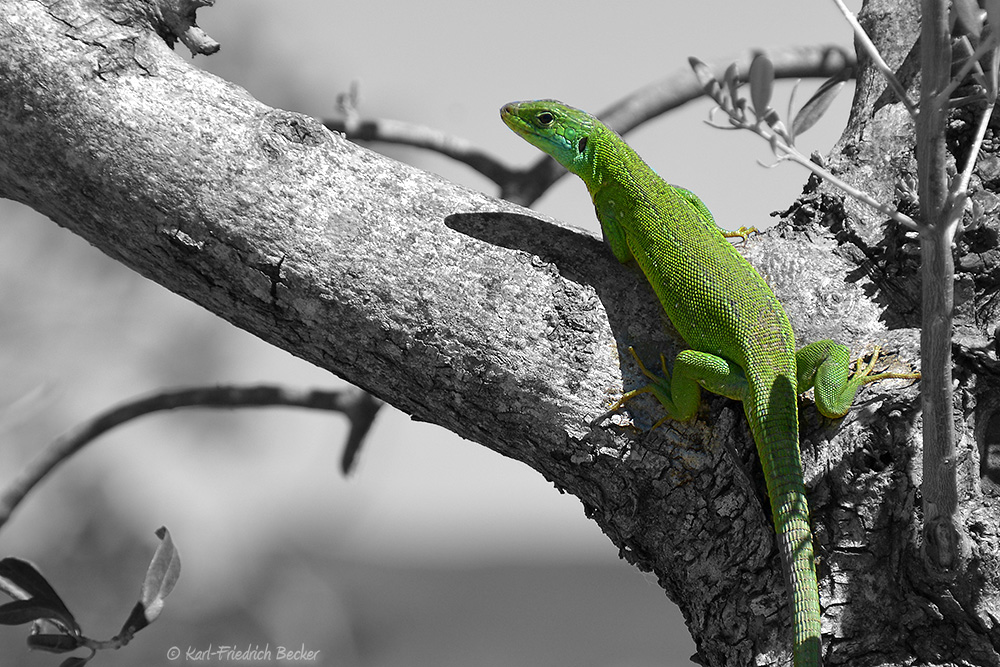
top-left (499, 104), bottom-right (520, 129)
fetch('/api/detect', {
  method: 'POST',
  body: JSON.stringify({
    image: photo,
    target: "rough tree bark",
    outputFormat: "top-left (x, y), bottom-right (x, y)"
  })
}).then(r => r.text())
top-left (0, 0), bottom-right (997, 665)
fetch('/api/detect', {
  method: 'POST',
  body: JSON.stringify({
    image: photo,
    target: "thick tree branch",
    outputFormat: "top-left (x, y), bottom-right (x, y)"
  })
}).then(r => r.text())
top-left (0, 1), bottom-right (649, 468)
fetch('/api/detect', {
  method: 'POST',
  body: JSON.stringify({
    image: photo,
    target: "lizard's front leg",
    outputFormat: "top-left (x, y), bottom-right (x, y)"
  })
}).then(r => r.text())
top-left (610, 347), bottom-right (749, 430)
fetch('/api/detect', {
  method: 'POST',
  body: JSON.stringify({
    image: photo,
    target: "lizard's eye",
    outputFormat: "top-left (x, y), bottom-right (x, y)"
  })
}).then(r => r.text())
top-left (535, 112), bottom-right (554, 126)
top-left (577, 137), bottom-right (588, 154)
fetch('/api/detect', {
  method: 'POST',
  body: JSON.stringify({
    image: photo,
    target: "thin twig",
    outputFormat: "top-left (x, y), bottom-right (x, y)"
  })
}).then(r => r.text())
top-left (324, 116), bottom-right (512, 185)
top-left (0, 385), bottom-right (383, 529)
top-left (513, 45), bottom-right (856, 206)
top-left (777, 145), bottom-right (919, 230)
top-left (954, 99), bottom-right (996, 198)
top-left (936, 34), bottom-right (1000, 108)
top-left (704, 108), bottom-right (920, 230)
top-left (830, 0), bottom-right (918, 117)
top-left (324, 45), bottom-right (857, 208)
top-left (755, 130), bottom-right (920, 231)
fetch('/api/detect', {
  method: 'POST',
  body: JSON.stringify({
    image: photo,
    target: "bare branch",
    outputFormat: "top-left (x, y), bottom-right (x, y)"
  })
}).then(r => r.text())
top-left (322, 45), bottom-right (856, 208)
top-left (323, 115), bottom-right (515, 185)
top-left (772, 143), bottom-right (919, 230)
top-left (830, 0), bottom-right (917, 116)
top-left (497, 45), bottom-right (857, 206)
top-left (692, 55), bottom-right (918, 230)
top-left (148, 0), bottom-right (220, 55)
top-left (0, 386), bottom-right (382, 528)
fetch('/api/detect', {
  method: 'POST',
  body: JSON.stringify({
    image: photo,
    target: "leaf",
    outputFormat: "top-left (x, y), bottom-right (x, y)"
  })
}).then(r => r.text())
top-left (749, 54), bottom-right (775, 118)
top-left (768, 131), bottom-right (781, 156)
top-left (760, 107), bottom-right (782, 130)
top-left (26, 632), bottom-right (81, 653)
top-left (732, 97), bottom-right (748, 124)
top-left (989, 46), bottom-right (1000, 101)
top-left (0, 559), bottom-right (78, 634)
top-left (724, 62), bottom-right (742, 116)
top-left (986, 0), bottom-right (1000, 35)
top-left (0, 558), bottom-right (62, 603)
top-left (141, 528), bottom-right (180, 614)
top-left (770, 118), bottom-right (792, 146)
top-left (118, 601), bottom-right (150, 638)
top-left (0, 600), bottom-right (74, 628)
top-left (60, 657), bottom-right (92, 667)
top-left (119, 527), bottom-right (180, 638)
top-left (689, 57), bottom-right (727, 107)
top-left (952, 0), bottom-right (984, 41)
top-left (792, 68), bottom-right (852, 138)
top-left (786, 79), bottom-right (801, 134)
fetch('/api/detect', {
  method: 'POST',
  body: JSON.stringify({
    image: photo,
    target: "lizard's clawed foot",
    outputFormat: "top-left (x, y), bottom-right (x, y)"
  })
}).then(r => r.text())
top-left (722, 226), bottom-right (760, 245)
top-left (594, 347), bottom-right (673, 432)
top-left (853, 345), bottom-right (921, 385)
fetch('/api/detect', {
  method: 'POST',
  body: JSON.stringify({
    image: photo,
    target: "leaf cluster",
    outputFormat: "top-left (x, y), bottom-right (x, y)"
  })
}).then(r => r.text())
top-left (0, 528), bottom-right (180, 667)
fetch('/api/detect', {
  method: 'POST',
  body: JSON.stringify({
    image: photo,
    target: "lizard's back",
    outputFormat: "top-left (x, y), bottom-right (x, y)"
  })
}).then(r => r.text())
top-left (590, 142), bottom-right (797, 382)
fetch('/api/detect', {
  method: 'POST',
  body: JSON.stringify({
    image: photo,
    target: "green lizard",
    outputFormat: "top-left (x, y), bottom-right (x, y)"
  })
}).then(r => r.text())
top-left (501, 99), bottom-right (919, 667)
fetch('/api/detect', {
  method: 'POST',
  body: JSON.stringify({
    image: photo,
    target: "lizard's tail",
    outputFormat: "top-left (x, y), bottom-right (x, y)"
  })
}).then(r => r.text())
top-left (747, 374), bottom-right (822, 667)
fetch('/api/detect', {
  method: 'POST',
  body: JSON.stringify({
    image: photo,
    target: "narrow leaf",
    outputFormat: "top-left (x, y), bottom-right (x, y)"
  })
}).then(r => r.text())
top-left (760, 107), bottom-right (782, 130)
top-left (749, 54), bottom-right (775, 118)
top-left (952, 0), bottom-right (984, 41)
top-left (0, 559), bottom-right (78, 634)
top-left (0, 600), bottom-right (75, 627)
top-left (140, 527), bottom-right (180, 609)
top-left (0, 558), bottom-right (64, 604)
top-left (768, 132), bottom-right (781, 156)
top-left (724, 63), bottom-right (742, 116)
top-left (991, 47), bottom-right (1000, 100)
top-left (59, 657), bottom-right (91, 667)
top-left (986, 0), bottom-right (1000, 34)
top-left (786, 79), bottom-right (801, 138)
top-left (123, 527), bottom-right (180, 635)
top-left (26, 633), bottom-right (81, 653)
top-left (771, 118), bottom-right (792, 146)
top-left (732, 97), bottom-right (748, 124)
top-left (792, 68), bottom-right (852, 138)
top-left (689, 57), bottom-right (726, 106)
top-left (118, 601), bottom-right (149, 639)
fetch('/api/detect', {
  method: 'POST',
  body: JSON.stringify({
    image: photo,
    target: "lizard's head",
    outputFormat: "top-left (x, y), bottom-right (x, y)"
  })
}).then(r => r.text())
top-left (500, 100), bottom-right (598, 175)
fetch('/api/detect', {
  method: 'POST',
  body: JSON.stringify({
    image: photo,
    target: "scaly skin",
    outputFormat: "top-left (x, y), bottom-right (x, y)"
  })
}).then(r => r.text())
top-left (501, 99), bottom-right (919, 667)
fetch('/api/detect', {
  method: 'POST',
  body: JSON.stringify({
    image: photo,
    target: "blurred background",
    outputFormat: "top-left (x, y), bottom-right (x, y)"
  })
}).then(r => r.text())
top-left (0, 1), bottom-right (860, 665)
